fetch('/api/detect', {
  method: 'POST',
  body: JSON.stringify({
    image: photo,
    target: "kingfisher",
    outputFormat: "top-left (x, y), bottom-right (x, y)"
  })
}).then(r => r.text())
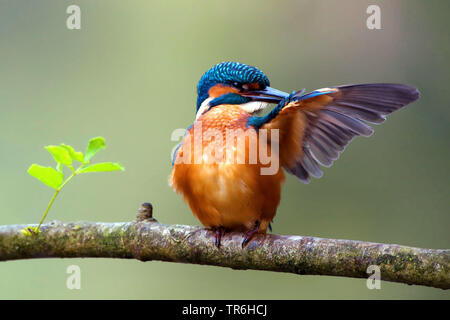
top-left (169, 62), bottom-right (419, 247)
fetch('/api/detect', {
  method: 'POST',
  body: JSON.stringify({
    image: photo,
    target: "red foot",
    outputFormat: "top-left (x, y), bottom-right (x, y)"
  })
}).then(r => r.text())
top-left (241, 220), bottom-right (261, 248)
top-left (214, 226), bottom-right (225, 248)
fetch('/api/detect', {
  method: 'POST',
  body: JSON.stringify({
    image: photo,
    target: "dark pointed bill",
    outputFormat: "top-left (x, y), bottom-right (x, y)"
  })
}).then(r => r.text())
top-left (241, 86), bottom-right (289, 104)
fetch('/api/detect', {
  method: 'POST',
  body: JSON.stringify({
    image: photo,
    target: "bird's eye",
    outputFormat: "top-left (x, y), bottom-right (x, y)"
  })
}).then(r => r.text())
top-left (232, 82), bottom-right (242, 88)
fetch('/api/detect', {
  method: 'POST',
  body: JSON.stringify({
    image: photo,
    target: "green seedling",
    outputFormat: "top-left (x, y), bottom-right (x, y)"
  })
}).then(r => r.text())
top-left (22, 137), bottom-right (124, 235)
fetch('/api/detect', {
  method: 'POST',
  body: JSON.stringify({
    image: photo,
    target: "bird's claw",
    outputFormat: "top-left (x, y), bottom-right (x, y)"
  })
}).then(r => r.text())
top-left (214, 226), bottom-right (225, 248)
top-left (241, 220), bottom-right (261, 248)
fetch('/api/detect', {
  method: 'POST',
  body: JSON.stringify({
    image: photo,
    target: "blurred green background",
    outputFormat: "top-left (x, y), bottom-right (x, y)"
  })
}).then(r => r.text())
top-left (0, 0), bottom-right (448, 299)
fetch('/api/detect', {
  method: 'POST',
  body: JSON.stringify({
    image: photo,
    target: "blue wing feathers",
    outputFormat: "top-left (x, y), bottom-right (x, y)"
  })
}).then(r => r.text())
top-left (287, 83), bottom-right (419, 183)
top-left (295, 89), bottom-right (336, 101)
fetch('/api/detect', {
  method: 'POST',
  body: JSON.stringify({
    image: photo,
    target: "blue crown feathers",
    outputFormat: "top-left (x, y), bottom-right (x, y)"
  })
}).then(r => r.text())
top-left (196, 62), bottom-right (270, 110)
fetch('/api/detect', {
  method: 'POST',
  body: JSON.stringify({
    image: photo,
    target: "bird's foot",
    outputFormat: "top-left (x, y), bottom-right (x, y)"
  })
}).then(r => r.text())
top-left (242, 220), bottom-right (261, 248)
top-left (213, 226), bottom-right (226, 248)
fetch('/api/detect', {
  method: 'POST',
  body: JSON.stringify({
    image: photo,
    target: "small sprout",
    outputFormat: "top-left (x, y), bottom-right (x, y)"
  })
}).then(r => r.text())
top-left (77, 162), bottom-right (124, 174)
top-left (45, 145), bottom-right (73, 168)
top-left (61, 144), bottom-right (85, 163)
top-left (28, 164), bottom-right (64, 190)
top-left (21, 226), bottom-right (41, 236)
top-left (26, 137), bottom-right (124, 235)
top-left (85, 137), bottom-right (106, 162)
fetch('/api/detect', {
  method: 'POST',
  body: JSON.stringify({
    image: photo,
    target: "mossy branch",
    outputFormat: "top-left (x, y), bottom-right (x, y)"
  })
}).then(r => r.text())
top-left (0, 206), bottom-right (448, 289)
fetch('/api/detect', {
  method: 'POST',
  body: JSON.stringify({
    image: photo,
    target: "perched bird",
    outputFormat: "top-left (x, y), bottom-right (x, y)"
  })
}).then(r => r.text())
top-left (169, 62), bottom-right (419, 247)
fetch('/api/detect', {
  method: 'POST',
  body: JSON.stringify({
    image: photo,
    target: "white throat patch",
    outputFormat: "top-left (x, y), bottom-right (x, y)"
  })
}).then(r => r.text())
top-left (195, 98), bottom-right (271, 120)
top-left (195, 97), bottom-right (213, 120)
top-left (239, 101), bottom-right (270, 114)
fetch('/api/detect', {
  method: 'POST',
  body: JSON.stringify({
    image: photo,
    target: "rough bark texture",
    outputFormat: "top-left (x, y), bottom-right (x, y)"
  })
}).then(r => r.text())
top-left (0, 216), bottom-right (448, 289)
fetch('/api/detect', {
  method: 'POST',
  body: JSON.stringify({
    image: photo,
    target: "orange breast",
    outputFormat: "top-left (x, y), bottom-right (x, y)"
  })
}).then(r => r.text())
top-left (170, 105), bottom-right (285, 232)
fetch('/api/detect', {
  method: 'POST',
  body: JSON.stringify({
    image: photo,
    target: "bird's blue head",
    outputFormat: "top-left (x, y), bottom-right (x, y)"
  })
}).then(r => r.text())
top-left (196, 62), bottom-right (288, 117)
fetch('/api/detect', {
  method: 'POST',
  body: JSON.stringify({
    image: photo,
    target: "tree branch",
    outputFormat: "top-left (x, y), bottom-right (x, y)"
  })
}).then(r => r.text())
top-left (0, 209), bottom-right (448, 289)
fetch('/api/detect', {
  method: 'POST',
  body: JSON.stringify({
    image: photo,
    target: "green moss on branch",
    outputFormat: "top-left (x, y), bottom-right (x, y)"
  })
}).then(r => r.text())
top-left (0, 220), bottom-right (448, 289)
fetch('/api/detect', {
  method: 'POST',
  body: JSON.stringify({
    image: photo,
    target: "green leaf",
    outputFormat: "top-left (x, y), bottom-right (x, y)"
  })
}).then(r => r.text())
top-left (28, 164), bottom-right (64, 190)
top-left (45, 145), bottom-right (72, 166)
top-left (78, 162), bottom-right (125, 174)
top-left (61, 144), bottom-right (85, 163)
top-left (85, 137), bottom-right (106, 162)
top-left (56, 162), bottom-right (63, 173)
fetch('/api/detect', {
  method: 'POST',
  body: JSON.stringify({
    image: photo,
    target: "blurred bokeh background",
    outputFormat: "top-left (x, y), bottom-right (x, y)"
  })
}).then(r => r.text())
top-left (0, 0), bottom-right (448, 299)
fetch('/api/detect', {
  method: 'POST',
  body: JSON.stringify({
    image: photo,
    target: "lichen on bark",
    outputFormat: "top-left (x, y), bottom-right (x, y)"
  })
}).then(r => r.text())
top-left (0, 220), bottom-right (448, 289)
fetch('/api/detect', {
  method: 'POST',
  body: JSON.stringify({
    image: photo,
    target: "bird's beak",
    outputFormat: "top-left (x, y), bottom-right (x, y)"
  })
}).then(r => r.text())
top-left (241, 86), bottom-right (289, 104)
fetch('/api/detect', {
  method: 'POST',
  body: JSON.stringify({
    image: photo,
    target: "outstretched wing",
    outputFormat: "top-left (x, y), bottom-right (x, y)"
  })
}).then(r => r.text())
top-left (255, 84), bottom-right (420, 183)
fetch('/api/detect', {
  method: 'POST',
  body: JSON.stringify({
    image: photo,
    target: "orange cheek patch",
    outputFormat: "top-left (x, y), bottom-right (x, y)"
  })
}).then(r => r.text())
top-left (208, 84), bottom-right (240, 98)
top-left (245, 82), bottom-right (262, 90)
